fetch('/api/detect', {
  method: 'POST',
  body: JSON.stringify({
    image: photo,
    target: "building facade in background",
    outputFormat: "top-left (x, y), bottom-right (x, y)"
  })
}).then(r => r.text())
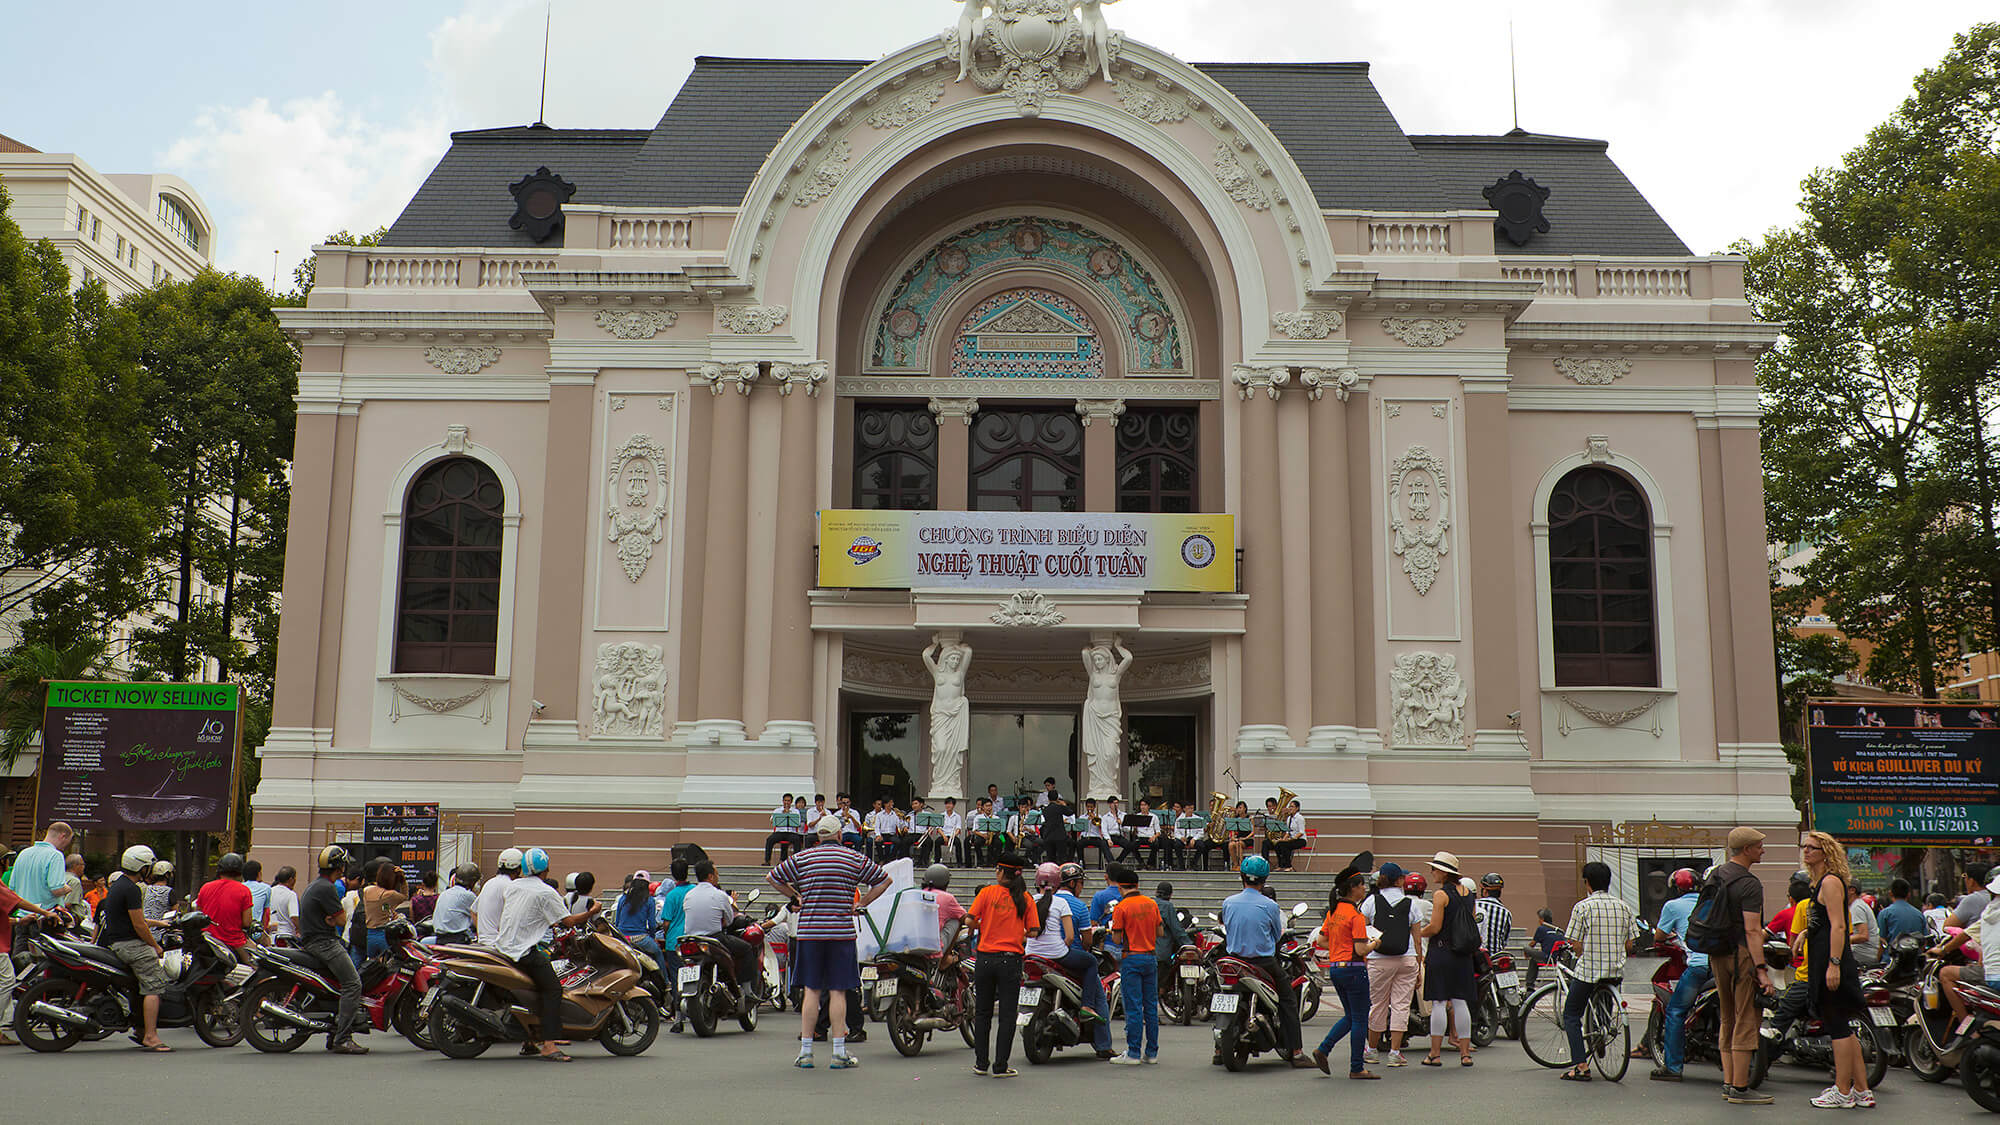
top-left (252, 8), bottom-right (1795, 911)
top-left (0, 132), bottom-right (213, 297)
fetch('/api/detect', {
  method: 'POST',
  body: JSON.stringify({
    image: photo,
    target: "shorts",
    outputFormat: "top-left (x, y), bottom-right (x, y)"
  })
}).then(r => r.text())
top-left (109, 939), bottom-right (169, 996)
top-left (792, 938), bottom-right (860, 993)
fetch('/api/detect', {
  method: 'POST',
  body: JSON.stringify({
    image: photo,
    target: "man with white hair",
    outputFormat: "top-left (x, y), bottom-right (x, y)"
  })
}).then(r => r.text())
top-left (768, 815), bottom-right (892, 1070)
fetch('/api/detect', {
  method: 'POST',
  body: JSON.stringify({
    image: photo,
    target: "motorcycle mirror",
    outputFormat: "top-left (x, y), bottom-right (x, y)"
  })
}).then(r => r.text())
top-left (747, 889), bottom-right (762, 903)
top-left (1291, 903), bottom-right (1308, 917)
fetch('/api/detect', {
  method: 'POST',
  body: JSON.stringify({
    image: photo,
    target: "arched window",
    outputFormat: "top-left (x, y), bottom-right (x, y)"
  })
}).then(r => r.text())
top-left (853, 404), bottom-right (937, 510)
top-left (395, 457), bottom-right (504, 674)
top-left (970, 408), bottom-right (1083, 512)
top-left (1548, 467), bottom-right (1656, 687)
top-left (1116, 407), bottom-right (1198, 513)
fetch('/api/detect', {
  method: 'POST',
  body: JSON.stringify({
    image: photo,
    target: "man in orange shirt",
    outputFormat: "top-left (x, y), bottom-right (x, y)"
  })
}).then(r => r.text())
top-left (1107, 862), bottom-right (1162, 1065)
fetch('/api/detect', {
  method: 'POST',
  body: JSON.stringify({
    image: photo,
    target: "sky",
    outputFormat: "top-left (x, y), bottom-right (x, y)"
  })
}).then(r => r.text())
top-left (0, 0), bottom-right (1991, 280)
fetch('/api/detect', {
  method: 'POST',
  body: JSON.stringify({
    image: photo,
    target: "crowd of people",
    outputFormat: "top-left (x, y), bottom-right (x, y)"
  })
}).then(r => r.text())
top-left (759, 783), bottom-right (1310, 872)
top-left (5, 811), bottom-right (1996, 1112)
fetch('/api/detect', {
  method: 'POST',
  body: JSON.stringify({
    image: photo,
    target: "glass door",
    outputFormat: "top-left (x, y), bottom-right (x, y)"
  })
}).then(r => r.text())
top-left (848, 710), bottom-right (921, 807)
top-left (966, 711), bottom-right (1079, 805)
top-left (1126, 714), bottom-right (1198, 808)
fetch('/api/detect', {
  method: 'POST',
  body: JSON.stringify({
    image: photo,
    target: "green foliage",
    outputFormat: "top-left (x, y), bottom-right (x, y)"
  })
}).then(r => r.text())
top-left (0, 639), bottom-right (106, 769)
top-left (1771, 581), bottom-right (1860, 746)
top-left (0, 184), bottom-right (167, 640)
top-left (1750, 23), bottom-right (2000, 698)
top-left (285, 226), bottom-right (386, 305)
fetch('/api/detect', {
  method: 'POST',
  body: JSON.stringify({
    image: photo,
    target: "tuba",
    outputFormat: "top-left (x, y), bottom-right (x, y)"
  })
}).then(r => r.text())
top-left (1205, 792), bottom-right (1230, 844)
top-left (1267, 787), bottom-right (1298, 842)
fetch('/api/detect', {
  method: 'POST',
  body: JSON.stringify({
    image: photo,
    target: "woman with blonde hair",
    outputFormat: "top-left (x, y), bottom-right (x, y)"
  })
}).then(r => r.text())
top-left (1800, 830), bottom-right (1872, 1109)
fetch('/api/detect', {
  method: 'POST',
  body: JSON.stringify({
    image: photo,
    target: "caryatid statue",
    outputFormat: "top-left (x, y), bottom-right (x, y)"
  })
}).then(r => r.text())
top-left (924, 634), bottom-right (973, 800)
top-left (1080, 637), bottom-right (1133, 800)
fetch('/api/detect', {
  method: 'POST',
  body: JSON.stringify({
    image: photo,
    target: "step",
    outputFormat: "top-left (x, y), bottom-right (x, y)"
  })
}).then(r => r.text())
top-left (714, 864), bottom-right (1344, 921)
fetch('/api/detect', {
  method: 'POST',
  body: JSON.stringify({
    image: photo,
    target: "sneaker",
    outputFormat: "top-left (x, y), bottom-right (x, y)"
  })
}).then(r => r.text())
top-left (1387, 1050), bottom-right (1409, 1067)
top-left (847, 1029), bottom-right (868, 1044)
top-left (1650, 1067), bottom-right (1683, 1082)
top-left (793, 1054), bottom-right (814, 1069)
top-left (973, 1063), bottom-right (990, 1076)
top-left (992, 1067), bottom-right (1020, 1078)
top-left (1850, 1091), bottom-right (1875, 1109)
top-left (1142, 1055), bottom-right (1158, 1065)
top-left (1110, 1053), bottom-right (1144, 1065)
top-left (1363, 1047), bottom-right (1379, 1064)
top-left (327, 1040), bottom-right (369, 1056)
top-left (1809, 1088), bottom-right (1854, 1109)
top-left (829, 1053), bottom-right (859, 1070)
top-left (1726, 1087), bottom-right (1775, 1105)
top-left (1759, 1023), bottom-right (1782, 1040)
top-left (669, 1021), bottom-right (686, 1034)
top-left (1095, 1049), bottom-right (1116, 1060)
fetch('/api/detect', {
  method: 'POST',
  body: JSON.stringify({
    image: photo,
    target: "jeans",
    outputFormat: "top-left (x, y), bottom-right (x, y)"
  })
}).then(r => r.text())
top-left (1318, 962), bottom-right (1370, 1071)
top-left (1056, 947), bottom-right (1111, 1052)
top-left (1120, 952), bottom-right (1159, 1058)
top-left (364, 928), bottom-right (389, 959)
top-left (1769, 976), bottom-right (1812, 1039)
top-left (1661, 963), bottom-right (1711, 1073)
top-left (973, 951), bottom-right (1023, 1071)
top-left (302, 936), bottom-right (361, 1046)
top-left (514, 946), bottom-right (565, 1040)
top-left (622, 934), bottom-right (666, 993)
top-left (1562, 977), bottom-right (1615, 1068)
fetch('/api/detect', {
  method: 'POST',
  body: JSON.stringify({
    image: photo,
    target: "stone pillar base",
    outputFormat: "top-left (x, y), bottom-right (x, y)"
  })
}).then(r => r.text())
top-left (1233, 723), bottom-right (1296, 756)
top-left (1303, 724), bottom-right (1371, 754)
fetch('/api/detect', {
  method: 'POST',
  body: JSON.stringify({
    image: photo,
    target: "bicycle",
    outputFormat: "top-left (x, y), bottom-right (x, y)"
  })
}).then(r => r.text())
top-left (1519, 963), bottom-right (1631, 1081)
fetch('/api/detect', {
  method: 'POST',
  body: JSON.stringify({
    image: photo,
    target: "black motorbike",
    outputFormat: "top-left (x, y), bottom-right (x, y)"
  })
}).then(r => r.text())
top-left (12, 911), bottom-right (250, 1051)
top-left (872, 924), bottom-right (976, 1056)
top-left (675, 912), bottom-right (767, 1037)
top-left (1750, 939), bottom-right (1890, 1090)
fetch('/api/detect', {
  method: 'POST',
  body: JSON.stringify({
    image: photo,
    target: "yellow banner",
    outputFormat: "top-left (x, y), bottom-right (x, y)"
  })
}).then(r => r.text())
top-left (818, 511), bottom-right (1235, 593)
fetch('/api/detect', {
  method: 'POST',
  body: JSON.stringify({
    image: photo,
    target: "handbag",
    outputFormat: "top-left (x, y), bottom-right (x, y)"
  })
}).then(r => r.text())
top-left (1447, 889), bottom-right (1480, 957)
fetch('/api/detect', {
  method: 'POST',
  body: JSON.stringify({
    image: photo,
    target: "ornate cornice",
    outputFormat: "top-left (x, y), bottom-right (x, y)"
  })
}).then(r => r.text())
top-left (770, 361), bottom-right (829, 397)
top-left (842, 376), bottom-right (1220, 400)
top-left (1297, 366), bottom-right (1360, 404)
top-left (1075, 398), bottom-right (1127, 427)
top-left (694, 362), bottom-right (760, 396)
top-left (928, 395), bottom-right (981, 424)
top-left (1232, 363), bottom-right (1289, 401)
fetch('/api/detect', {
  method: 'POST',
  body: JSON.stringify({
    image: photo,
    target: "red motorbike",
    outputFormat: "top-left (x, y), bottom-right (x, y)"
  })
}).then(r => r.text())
top-left (242, 918), bottom-right (438, 1052)
top-left (675, 914), bottom-right (768, 1037)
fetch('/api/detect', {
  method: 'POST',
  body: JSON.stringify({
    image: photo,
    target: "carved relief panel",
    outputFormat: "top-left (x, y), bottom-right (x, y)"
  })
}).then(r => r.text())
top-left (594, 390), bottom-right (678, 632)
top-left (1381, 395), bottom-right (1460, 643)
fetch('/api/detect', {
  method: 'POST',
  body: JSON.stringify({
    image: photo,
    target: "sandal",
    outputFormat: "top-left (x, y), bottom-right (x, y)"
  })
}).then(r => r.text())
top-left (137, 1042), bottom-right (173, 1053)
top-left (1460, 1054), bottom-right (1474, 1067)
top-left (1421, 1055), bottom-right (1443, 1067)
top-left (538, 1049), bottom-right (574, 1062)
top-left (1560, 1067), bottom-right (1591, 1082)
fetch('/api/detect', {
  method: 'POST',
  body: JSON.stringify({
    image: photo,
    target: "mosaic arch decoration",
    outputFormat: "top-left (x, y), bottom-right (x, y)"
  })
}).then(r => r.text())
top-left (951, 289), bottom-right (1103, 379)
top-left (870, 216), bottom-right (1184, 374)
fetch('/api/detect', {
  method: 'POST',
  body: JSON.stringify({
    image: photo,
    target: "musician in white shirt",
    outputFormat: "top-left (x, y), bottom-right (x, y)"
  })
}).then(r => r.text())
top-left (1077, 798), bottom-right (1112, 868)
top-left (910, 797), bottom-right (946, 866)
top-left (869, 802), bottom-right (903, 861)
top-left (966, 797), bottom-right (999, 868)
top-left (1152, 801), bottom-right (1188, 870)
top-left (1099, 799), bottom-right (1125, 861)
top-left (1035, 777), bottom-right (1059, 807)
top-left (762, 792), bottom-right (800, 866)
top-left (937, 798), bottom-right (965, 866)
top-left (1007, 798), bottom-right (1045, 864)
top-left (1261, 800), bottom-right (1309, 871)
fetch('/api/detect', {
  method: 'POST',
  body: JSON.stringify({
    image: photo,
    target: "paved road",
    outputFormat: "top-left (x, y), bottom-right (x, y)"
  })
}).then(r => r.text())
top-left (2, 1010), bottom-right (1988, 1122)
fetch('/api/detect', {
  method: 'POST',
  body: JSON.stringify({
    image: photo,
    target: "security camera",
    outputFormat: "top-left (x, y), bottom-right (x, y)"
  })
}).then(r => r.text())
top-left (531, 699), bottom-right (547, 714)
top-left (1506, 710), bottom-right (1521, 727)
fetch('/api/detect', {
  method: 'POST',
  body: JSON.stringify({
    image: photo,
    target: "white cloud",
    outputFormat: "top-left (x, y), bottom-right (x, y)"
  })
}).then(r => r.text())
top-left (163, 0), bottom-right (1997, 276)
top-left (161, 93), bottom-right (444, 280)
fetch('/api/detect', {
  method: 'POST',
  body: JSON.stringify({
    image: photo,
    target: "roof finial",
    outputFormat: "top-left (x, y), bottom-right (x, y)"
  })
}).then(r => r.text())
top-left (1508, 19), bottom-right (1524, 136)
top-left (536, 2), bottom-right (552, 127)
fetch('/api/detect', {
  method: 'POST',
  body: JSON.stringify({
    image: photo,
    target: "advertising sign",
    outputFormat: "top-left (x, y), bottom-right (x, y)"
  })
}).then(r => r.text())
top-left (364, 803), bottom-right (442, 883)
top-left (35, 681), bottom-right (240, 833)
top-left (1806, 699), bottom-right (2000, 845)
top-left (817, 510), bottom-right (1235, 593)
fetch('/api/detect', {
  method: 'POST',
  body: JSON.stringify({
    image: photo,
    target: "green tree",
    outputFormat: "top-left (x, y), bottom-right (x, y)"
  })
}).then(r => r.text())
top-left (285, 226), bottom-right (387, 304)
top-left (0, 185), bottom-right (166, 645)
top-left (0, 638), bottom-right (105, 770)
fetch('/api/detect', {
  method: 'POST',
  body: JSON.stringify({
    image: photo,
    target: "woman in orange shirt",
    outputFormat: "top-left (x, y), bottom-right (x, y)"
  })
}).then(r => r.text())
top-left (1312, 872), bottom-right (1380, 1079)
top-left (965, 852), bottom-right (1039, 1078)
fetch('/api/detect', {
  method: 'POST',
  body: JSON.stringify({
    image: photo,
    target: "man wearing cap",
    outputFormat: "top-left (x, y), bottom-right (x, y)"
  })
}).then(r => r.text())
top-left (1363, 861), bottom-right (1424, 1065)
top-left (1220, 856), bottom-right (1312, 1068)
top-left (1710, 826), bottom-right (1774, 1105)
top-left (768, 815), bottom-right (892, 1070)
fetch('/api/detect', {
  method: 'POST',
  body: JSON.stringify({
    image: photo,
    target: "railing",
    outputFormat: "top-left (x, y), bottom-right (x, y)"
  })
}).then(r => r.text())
top-left (1368, 220), bottom-right (1451, 255)
top-left (363, 255), bottom-right (459, 288)
top-left (1500, 264), bottom-right (1578, 297)
top-left (357, 251), bottom-right (558, 289)
top-left (609, 215), bottom-right (695, 250)
top-left (1595, 265), bottom-right (1693, 298)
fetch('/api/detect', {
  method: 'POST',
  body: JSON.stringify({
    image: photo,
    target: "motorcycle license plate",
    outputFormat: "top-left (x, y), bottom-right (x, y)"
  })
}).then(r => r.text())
top-left (1017, 986), bottom-right (1041, 1008)
top-left (1180, 965), bottom-right (1203, 980)
top-left (1868, 1007), bottom-right (1895, 1027)
top-left (1209, 992), bottom-right (1240, 1014)
top-left (1016, 1009), bottom-right (1034, 1027)
top-left (1961, 1016), bottom-right (1978, 1037)
top-left (860, 965), bottom-right (878, 982)
top-left (1495, 971), bottom-right (1520, 990)
top-left (678, 966), bottom-right (701, 985)
top-left (418, 991), bottom-right (438, 1021)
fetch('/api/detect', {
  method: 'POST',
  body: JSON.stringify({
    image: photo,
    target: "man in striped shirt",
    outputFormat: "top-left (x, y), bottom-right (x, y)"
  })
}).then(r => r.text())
top-left (1474, 873), bottom-right (1513, 954)
top-left (768, 816), bottom-right (891, 1069)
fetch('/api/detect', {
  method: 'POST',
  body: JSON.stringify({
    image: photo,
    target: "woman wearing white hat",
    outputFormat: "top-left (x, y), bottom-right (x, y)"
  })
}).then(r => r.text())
top-left (1416, 850), bottom-right (1478, 1067)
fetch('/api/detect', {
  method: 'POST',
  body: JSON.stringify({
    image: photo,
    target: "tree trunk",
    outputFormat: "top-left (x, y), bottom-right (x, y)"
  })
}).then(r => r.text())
top-left (172, 459), bottom-right (198, 681)
top-left (216, 448), bottom-right (244, 682)
top-left (1965, 383), bottom-right (2000, 652)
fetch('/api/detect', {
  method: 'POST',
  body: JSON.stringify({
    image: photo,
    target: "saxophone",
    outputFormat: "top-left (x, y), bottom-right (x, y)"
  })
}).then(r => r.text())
top-left (1205, 792), bottom-right (1230, 844)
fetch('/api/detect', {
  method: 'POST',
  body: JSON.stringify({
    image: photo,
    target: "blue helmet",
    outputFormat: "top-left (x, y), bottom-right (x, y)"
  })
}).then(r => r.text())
top-left (522, 847), bottom-right (551, 876)
top-left (1240, 855), bottom-right (1271, 881)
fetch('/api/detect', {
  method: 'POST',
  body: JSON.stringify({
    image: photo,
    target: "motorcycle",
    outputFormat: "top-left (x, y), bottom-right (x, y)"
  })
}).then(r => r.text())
top-left (1863, 934), bottom-right (1926, 1067)
top-left (1473, 946), bottom-right (1526, 1046)
top-left (12, 911), bottom-right (252, 1051)
top-left (1751, 938), bottom-right (1890, 1089)
top-left (1210, 947), bottom-right (1292, 1071)
top-left (873, 923), bottom-right (976, 1056)
top-left (674, 903), bottom-right (769, 1037)
top-left (426, 922), bottom-right (661, 1057)
top-left (1956, 980), bottom-right (2000, 1112)
top-left (242, 918), bottom-right (435, 1052)
top-left (1277, 905), bottom-right (1322, 1023)
top-left (761, 896), bottom-right (793, 1012)
top-left (1909, 931), bottom-right (1982, 1082)
top-left (1161, 924), bottom-right (1222, 1025)
top-left (1020, 938), bottom-right (1117, 1065)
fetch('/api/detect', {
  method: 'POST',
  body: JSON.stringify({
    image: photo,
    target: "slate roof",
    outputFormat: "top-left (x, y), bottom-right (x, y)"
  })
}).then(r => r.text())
top-left (381, 57), bottom-right (1688, 257)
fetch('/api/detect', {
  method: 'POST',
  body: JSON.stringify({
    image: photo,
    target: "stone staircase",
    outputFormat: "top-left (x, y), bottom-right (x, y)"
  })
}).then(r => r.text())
top-left (716, 865), bottom-right (1344, 922)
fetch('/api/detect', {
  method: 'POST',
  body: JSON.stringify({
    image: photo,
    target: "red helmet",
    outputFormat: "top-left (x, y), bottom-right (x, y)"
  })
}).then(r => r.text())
top-left (1671, 868), bottom-right (1697, 893)
top-left (1402, 872), bottom-right (1428, 895)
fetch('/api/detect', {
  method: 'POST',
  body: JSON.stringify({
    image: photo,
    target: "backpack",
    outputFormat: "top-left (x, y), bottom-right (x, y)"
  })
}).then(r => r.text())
top-left (1685, 867), bottom-right (1737, 956)
top-left (1447, 888), bottom-right (1480, 957)
top-left (1371, 891), bottom-right (1413, 956)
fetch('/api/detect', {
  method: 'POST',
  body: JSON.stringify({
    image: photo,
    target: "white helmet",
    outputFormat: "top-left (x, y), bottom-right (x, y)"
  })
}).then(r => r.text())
top-left (563, 872), bottom-right (578, 893)
top-left (497, 847), bottom-right (524, 872)
top-left (121, 845), bottom-right (157, 874)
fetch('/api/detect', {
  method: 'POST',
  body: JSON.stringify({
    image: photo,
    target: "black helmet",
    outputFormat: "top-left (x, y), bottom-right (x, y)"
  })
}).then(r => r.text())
top-left (217, 853), bottom-right (245, 876)
top-left (1787, 869), bottom-right (1813, 901)
top-left (1480, 872), bottom-right (1505, 889)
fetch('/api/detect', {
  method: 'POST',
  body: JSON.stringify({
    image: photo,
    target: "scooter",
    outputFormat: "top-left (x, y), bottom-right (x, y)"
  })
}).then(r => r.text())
top-left (674, 904), bottom-right (769, 1037)
top-left (1161, 924), bottom-right (1221, 1025)
top-left (12, 911), bottom-right (251, 1051)
top-left (1863, 934), bottom-right (1926, 1066)
top-left (1278, 905), bottom-right (1322, 1022)
top-left (1474, 945), bottom-right (1526, 1046)
top-left (1954, 979), bottom-right (2000, 1112)
top-left (875, 923), bottom-right (976, 1056)
top-left (1210, 948), bottom-right (1292, 1071)
top-left (242, 918), bottom-right (434, 1052)
top-left (426, 921), bottom-right (661, 1057)
top-left (1020, 934), bottom-right (1117, 1065)
top-left (1910, 930), bottom-right (1980, 1082)
top-left (1751, 939), bottom-right (1890, 1089)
